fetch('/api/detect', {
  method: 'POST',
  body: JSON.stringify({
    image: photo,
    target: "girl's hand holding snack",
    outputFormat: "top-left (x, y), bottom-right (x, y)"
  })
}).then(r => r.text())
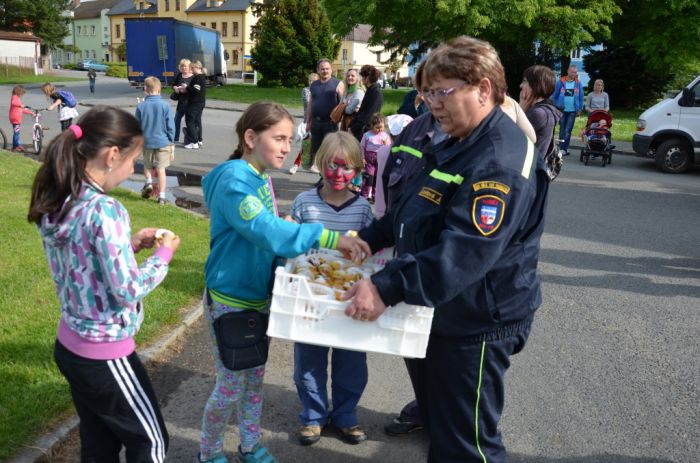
top-left (336, 235), bottom-right (371, 263)
top-left (155, 228), bottom-right (181, 252)
top-left (131, 227), bottom-right (158, 251)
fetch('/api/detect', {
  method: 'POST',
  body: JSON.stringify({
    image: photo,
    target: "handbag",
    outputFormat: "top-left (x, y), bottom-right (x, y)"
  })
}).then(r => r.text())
top-left (340, 113), bottom-right (355, 131)
top-left (213, 310), bottom-right (270, 371)
top-left (330, 102), bottom-right (348, 124)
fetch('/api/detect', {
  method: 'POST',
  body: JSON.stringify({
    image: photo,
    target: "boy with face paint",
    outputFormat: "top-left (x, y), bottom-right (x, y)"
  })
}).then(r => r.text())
top-left (289, 131), bottom-right (374, 447)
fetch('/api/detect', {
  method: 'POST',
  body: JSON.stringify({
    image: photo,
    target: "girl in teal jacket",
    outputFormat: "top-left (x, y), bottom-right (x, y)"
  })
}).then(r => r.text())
top-left (198, 102), bottom-right (369, 463)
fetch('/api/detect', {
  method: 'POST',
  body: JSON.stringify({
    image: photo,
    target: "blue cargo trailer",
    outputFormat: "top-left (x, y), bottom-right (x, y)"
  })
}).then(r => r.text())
top-left (125, 18), bottom-right (227, 87)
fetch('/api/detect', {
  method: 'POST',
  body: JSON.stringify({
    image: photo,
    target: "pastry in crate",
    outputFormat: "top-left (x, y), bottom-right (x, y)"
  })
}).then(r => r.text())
top-left (293, 254), bottom-right (375, 300)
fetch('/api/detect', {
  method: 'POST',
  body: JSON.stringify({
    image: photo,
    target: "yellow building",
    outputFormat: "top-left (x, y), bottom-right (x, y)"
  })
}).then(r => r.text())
top-left (107, 0), bottom-right (257, 76)
top-left (334, 25), bottom-right (409, 81)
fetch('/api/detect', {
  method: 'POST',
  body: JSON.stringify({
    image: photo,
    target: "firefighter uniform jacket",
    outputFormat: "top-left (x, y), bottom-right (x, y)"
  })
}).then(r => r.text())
top-left (359, 107), bottom-right (550, 338)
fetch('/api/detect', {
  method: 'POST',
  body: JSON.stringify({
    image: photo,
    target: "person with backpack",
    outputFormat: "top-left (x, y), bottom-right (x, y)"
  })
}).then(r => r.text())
top-left (42, 83), bottom-right (79, 131)
top-left (520, 65), bottom-right (563, 168)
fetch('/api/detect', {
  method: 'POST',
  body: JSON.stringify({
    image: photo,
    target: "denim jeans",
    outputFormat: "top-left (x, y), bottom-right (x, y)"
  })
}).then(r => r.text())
top-left (558, 111), bottom-right (577, 152)
top-left (12, 124), bottom-right (21, 148)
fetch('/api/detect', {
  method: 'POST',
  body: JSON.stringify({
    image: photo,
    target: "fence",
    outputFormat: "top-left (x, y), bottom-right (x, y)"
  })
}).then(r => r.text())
top-left (0, 56), bottom-right (40, 77)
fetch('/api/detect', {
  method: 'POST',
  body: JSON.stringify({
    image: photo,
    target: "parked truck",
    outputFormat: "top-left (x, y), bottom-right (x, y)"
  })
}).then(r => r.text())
top-left (125, 18), bottom-right (227, 87)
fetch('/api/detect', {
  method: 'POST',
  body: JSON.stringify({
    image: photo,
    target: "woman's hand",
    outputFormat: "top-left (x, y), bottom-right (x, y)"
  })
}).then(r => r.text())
top-left (131, 228), bottom-right (157, 252)
top-left (343, 278), bottom-right (387, 321)
top-left (336, 235), bottom-right (371, 263)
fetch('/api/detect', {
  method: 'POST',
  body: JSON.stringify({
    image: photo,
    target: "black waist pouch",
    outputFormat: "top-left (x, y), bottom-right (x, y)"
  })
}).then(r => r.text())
top-left (213, 310), bottom-right (270, 371)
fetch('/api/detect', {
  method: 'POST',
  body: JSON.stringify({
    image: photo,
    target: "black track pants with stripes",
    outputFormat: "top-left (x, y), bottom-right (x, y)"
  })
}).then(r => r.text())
top-left (411, 324), bottom-right (531, 463)
top-left (54, 340), bottom-right (169, 463)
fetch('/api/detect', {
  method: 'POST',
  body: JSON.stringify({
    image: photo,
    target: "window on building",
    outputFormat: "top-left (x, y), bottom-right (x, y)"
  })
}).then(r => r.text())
top-left (91, 25), bottom-right (95, 35)
top-left (116, 24), bottom-right (121, 39)
top-left (165, 0), bottom-right (169, 11)
top-left (175, 0), bottom-right (180, 10)
top-left (222, 22), bottom-right (228, 37)
top-left (571, 47), bottom-right (582, 59)
top-left (77, 26), bottom-right (82, 35)
top-left (233, 22), bottom-right (238, 37)
top-left (92, 50), bottom-right (96, 59)
top-left (342, 49), bottom-right (347, 61)
top-left (376, 52), bottom-right (381, 62)
top-left (201, 22), bottom-right (206, 27)
top-left (233, 50), bottom-right (239, 65)
top-left (211, 22), bottom-right (216, 30)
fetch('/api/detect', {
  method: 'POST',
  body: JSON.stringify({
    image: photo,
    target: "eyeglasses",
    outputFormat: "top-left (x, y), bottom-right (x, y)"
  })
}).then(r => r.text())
top-left (423, 82), bottom-right (469, 104)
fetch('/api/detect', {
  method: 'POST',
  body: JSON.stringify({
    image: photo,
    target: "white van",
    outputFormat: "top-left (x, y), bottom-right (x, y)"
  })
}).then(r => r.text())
top-left (633, 75), bottom-right (700, 173)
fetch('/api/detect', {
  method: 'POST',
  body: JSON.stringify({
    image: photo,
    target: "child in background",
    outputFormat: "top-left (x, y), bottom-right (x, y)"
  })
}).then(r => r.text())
top-left (359, 113), bottom-right (391, 200)
top-left (136, 76), bottom-right (176, 205)
top-left (289, 72), bottom-right (319, 175)
top-left (41, 83), bottom-right (79, 131)
top-left (198, 102), bottom-right (369, 463)
top-left (8, 85), bottom-right (32, 152)
top-left (374, 113), bottom-right (413, 218)
top-left (27, 106), bottom-right (180, 462)
top-left (290, 131), bottom-right (373, 447)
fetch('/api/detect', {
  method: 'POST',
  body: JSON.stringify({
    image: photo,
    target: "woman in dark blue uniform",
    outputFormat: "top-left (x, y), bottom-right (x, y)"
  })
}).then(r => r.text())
top-left (345, 36), bottom-right (550, 462)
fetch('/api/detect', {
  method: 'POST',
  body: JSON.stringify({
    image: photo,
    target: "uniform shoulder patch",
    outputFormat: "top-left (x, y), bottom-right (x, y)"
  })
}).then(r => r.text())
top-left (472, 195), bottom-right (505, 236)
top-left (239, 195), bottom-right (264, 221)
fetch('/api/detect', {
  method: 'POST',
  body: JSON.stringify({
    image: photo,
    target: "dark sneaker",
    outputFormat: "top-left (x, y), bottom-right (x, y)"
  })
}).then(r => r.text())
top-left (384, 417), bottom-right (424, 436)
top-left (298, 424), bottom-right (322, 446)
top-left (157, 198), bottom-right (169, 205)
top-left (141, 183), bottom-right (153, 198)
top-left (333, 425), bottom-right (367, 445)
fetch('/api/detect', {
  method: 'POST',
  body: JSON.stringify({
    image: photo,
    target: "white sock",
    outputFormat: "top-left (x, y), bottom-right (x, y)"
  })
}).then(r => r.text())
top-left (159, 192), bottom-right (166, 199)
top-left (145, 179), bottom-right (153, 185)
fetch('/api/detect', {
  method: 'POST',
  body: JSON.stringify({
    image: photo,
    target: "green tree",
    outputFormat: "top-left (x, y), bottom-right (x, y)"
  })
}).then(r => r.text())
top-left (322, 0), bottom-right (619, 65)
top-left (251, 0), bottom-right (341, 87)
top-left (0, 0), bottom-right (71, 49)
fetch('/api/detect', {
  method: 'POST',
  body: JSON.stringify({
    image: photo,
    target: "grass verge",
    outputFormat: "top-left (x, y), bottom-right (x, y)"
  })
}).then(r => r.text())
top-left (0, 75), bottom-right (85, 85)
top-left (0, 151), bottom-right (209, 460)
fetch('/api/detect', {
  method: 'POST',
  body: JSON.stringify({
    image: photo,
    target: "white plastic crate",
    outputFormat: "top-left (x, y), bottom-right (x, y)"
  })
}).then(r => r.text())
top-left (268, 249), bottom-right (434, 358)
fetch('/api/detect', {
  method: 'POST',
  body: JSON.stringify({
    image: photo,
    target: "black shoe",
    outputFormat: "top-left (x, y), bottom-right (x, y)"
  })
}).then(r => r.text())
top-left (384, 417), bottom-right (424, 436)
top-left (298, 425), bottom-right (322, 446)
top-left (141, 183), bottom-right (153, 199)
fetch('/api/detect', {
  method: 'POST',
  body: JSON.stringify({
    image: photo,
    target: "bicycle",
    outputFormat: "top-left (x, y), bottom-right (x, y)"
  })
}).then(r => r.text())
top-left (28, 108), bottom-right (48, 154)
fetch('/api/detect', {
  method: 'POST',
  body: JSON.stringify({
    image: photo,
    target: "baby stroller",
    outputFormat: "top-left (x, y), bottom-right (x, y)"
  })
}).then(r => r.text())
top-left (579, 110), bottom-right (615, 167)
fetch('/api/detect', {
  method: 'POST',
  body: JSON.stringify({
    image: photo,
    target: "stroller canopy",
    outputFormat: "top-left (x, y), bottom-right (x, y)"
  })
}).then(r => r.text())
top-left (586, 110), bottom-right (612, 128)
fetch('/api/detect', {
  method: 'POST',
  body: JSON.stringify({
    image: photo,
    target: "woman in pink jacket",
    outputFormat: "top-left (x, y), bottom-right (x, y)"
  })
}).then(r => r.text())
top-left (8, 85), bottom-right (32, 151)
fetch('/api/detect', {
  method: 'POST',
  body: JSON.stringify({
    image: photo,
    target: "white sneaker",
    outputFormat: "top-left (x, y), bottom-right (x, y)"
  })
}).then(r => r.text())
top-left (184, 143), bottom-right (200, 149)
top-left (289, 165), bottom-right (299, 175)
top-left (198, 140), bottom-right (203, 147)
top-left (309, 165), bottom-right (320, 174)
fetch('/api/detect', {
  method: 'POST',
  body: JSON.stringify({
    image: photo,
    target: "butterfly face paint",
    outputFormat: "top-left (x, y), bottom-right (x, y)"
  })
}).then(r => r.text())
top-left (324, 156), bottom-right (357, 191)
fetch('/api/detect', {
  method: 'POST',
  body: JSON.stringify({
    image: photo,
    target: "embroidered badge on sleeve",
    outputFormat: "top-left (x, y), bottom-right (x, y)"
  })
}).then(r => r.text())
top-left (472, 195), bottom-right (505, 236)
top-left (239, 195), bottom-right (264, 221)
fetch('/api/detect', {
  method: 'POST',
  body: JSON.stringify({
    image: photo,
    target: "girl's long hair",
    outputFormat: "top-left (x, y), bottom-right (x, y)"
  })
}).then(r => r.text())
top-left (228, 102), bottom-right (293, 160)
top-left (28, 106), bottom-right (142, 223)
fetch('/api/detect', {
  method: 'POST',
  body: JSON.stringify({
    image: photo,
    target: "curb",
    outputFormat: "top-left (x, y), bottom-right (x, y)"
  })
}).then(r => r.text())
top-left (6, 300), bottom-right (204, 463)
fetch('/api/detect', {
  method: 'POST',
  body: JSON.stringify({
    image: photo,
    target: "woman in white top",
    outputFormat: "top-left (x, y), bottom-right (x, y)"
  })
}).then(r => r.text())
top-left (586, 79), bottom-right (610, 114)
top-left (340, 69), bottom-right (365, 130)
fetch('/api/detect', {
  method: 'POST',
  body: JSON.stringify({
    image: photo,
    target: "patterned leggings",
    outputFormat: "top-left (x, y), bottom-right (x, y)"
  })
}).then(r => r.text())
top-left (199, 297), bottom-right (266, 460)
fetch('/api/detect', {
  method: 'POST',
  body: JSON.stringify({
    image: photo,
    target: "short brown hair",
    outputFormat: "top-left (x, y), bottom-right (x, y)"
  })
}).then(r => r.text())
top-left (359, 64), bottom-right (380, 84)
top-left (424, 36), bottom-right (506, 105)
top-left (522, 65), bottom-right (556, 100)
top-left (12, 85), bottom-right (26, 97)
top-left (41, 83), bottom-right (56, 97)
top-left (413, 60), bottom-right (427, 91)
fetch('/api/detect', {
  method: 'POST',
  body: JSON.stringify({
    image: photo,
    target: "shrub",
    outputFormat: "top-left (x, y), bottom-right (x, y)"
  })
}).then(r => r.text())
top-left (106, 63), bottom-right (126, 78)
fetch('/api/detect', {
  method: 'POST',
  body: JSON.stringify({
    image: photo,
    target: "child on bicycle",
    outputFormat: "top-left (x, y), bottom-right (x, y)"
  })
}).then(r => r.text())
top-left (197, 102), bottom-right (369, 463)
top-left (8, 85), bottom-right (33, 151)
top-left (290, 131), bottom-right (373, 447)
top-left (28, 106), bottom-right (181, 461)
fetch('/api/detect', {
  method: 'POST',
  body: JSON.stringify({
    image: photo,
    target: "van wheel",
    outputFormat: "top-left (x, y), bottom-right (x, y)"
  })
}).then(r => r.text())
top-left (216, 75), bottom-right (226, 86)
top-left (654, 139), bottom-right (691, 173)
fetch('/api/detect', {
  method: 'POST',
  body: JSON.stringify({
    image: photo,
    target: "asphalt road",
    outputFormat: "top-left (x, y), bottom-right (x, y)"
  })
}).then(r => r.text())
top-left (3, 72), bottom-right (699, 463)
